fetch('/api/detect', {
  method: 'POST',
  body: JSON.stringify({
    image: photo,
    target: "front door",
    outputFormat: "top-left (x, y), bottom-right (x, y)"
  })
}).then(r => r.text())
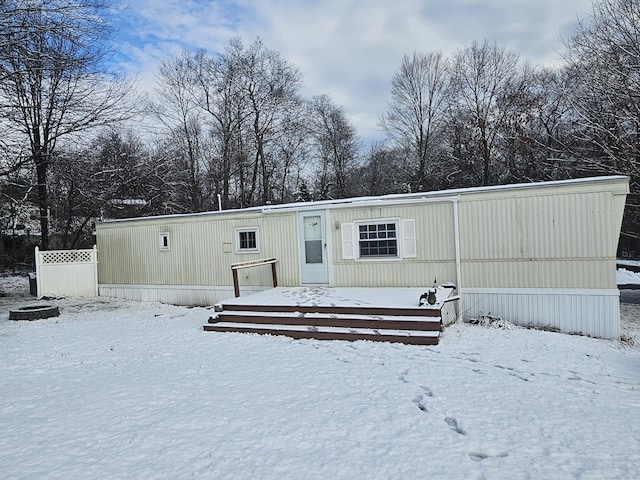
top-left (299, 210), bottom-right (329, 284)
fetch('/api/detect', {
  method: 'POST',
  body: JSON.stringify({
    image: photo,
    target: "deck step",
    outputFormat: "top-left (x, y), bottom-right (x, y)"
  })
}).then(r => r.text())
top-left (218, 303), bottom-right (442, 317)
top-left (212, 310), bottom-right (442, 331)
top-left (203, 322), bottom-right (440, 345)
top-left (203, 288), bottom-right (461, 345)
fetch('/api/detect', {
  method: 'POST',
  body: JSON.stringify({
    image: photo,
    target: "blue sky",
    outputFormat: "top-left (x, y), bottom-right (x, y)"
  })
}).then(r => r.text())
top-left (110, 0), bottom-right (594, 145)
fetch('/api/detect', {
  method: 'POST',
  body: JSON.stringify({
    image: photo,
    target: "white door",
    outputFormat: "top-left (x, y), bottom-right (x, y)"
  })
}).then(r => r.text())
top-left (299, 210), bottom-right (329, 284)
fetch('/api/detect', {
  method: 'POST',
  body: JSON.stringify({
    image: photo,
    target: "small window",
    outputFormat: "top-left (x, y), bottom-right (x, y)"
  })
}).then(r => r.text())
top-left (159, 232), bottom-right (170, 251)
top-left (358, 222), bottom-right (398, 258)
top-left (236, 227), bottom-right (259, 253)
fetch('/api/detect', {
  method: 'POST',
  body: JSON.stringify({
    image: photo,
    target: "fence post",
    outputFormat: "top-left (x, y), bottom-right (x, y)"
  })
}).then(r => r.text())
top-left (92, 245), bottom-right (98, 296)
top-left (34, 246), bottom-right (40, 298)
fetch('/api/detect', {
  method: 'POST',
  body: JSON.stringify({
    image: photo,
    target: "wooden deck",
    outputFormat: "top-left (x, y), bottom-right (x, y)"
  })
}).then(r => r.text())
top-left (203, 286), bottom-right (459, 345)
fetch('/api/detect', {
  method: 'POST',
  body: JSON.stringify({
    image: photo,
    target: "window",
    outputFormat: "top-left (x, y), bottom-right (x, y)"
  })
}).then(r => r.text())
top-left (159, 232), bottom-right (170, 251)
top-left (358, 222), bottom-right (398, 257)
top-left (236, 227), bottom-right (260, 253)
top-left (341, 219), bottom-right (415, 261)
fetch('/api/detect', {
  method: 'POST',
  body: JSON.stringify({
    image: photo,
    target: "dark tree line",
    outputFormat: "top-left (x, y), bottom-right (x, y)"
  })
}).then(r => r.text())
top-left (1, 0), bottom-right (640, 265)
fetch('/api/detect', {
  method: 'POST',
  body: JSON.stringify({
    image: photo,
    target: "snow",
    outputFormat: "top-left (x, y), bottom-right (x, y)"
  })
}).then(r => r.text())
top-left (2, 275), bottom-right (640, 479)
top-left (218, 285), bottom-right (455, 308)
top-left (618, 267), bottom-right (640, 286)
top-left (617, 259), bottom-right (640, 268)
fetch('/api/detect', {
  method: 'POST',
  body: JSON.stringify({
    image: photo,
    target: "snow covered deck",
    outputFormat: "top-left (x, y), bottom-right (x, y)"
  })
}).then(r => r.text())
top-left (215, 285), bottom-right (455, 310)
top-left (205, 286), bottom-right (459, 345)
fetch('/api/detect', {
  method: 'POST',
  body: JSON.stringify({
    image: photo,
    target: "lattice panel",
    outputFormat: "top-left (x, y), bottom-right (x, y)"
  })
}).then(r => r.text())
top-left (40, 250), bottom-right (93, 264)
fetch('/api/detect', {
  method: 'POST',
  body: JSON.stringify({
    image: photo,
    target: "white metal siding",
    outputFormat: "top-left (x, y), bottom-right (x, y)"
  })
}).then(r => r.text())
top-left (462, 288), bottom-right (620, 339)
top-left (458, 191), bottom-right (619, 289)
top-left (97, 212), bottom-right (299, 289)
top-left (95, 176), bottom-right (628, 341)
top-left (331, 202), bottom-right (457, 287)
top-left (99, 284), bottom-right (270, 306)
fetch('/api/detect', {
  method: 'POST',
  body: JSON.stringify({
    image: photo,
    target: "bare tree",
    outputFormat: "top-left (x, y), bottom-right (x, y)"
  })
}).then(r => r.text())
top-left (238, 38), bottom-right (303, 205)
top-left (447, 40), bottom-right (526, 186)
top-left (380, 52), bottom-right (449, 191)
top-left (357, 143), bottom-right (408, 196)
top-left (564, 0), bottom-right (640, 175)
top-left (309, 94), bottom-right (359, 198)
top-left (563, 0), bottom-right (640, 243)
top-left (0, 0), bottom-right (136, 249)
top-left (153, 51), bottom-right (207, 212)
top-left (186, 43), bottom-right (249, 209)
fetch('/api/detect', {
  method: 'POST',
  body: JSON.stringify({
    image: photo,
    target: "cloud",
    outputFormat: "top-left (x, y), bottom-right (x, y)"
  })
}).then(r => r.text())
top-left (111, 0), bottom-right (594, 146)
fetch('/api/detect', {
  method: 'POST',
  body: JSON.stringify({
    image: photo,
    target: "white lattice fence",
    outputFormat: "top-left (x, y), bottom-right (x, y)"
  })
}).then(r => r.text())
top-left (35, 246), bottom-right (98, 298)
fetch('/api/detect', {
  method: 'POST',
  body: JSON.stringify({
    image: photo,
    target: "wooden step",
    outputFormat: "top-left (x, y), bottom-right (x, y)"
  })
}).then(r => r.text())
top-left (203, 322), bottom-right (440, 345)
top-left (212, 310), bottom-right (442, 331)
top-left (203, 287), bottom-right (460, 345)
top-left (218, 303), bottom-right (442, 317)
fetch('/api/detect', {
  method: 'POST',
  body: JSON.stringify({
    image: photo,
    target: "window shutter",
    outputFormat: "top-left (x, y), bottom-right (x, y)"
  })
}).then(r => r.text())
top-left (402, 219), bottom-right (416, 258)
top-left (341, 223), bottom-right (356, 259)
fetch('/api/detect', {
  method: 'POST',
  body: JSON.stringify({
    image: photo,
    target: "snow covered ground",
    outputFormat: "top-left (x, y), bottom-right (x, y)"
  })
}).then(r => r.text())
top-left (618, 267), bottom-right (640, 286)
top-left (1, 274), bottom-right (640, 479)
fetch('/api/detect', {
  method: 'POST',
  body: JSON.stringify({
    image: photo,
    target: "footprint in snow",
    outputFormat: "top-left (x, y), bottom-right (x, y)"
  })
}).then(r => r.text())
top-left (468, 451), bottom-right (509, 462)
top-left (418, 385), bottom-right (433, 397)
top-left (445, 417), bottom-right (466, 435)
top-left (412, 395), bottom-right (428, 412)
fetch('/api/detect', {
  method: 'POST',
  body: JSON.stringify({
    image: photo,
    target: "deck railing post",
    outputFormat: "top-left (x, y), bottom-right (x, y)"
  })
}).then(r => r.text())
top-left (230, 257), bottom-right (277, 297)
top-left (232, 269), bottom-right (240, 297)
top-left (271, 262), bottom-right (278, 288)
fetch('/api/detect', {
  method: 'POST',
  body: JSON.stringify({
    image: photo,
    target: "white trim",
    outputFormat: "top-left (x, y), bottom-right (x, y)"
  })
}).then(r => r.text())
top-left (100, 283), bottom-right (234, 291)
top-left (159, 232), bottom-right (170, 251)
top-left (298, 210), bottom-right (329, 284)
top-left (355, 218), bottom-right (401, 260)
top-left (340, 223), bottom-right (356, 260)
top-left (264, 195), bottom-right (463, 213)
top-left (342, 218), bottom-right (419, 261)
top-left (325, 209), bottom-right (334, 286)
top-left (401, 219), bottom-right (416, 258)
top-left (462, 287), bottom-right (619, 296)
top-left (452, 199), bottom-right (462, 293)
top-left (235, 226), bottom-right (260, 254)
top-left (98, 284), bottom-right (271, 306)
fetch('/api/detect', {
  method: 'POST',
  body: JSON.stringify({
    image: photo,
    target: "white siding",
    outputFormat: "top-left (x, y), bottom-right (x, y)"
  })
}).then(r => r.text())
top-left (95, 176), bottom-right (628, 339)
top-left (331, 201), bottom-right (457, 287)
top-left (462, 288), bottom-right (620, 339)
top-left (97, 212), bottom-right (299, 289)
top-left (99, 284), bottom-right (270, 306)
top-left (458, 190), bottom-right (622, 289)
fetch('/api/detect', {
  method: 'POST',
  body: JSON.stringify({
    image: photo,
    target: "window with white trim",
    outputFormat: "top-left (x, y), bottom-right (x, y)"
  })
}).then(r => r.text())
top-left (341, 219), bottom-right (416, 260)
top-left (358, 221), bottom-right (399, 258)
top-left (159, 232), bottom-right (170, 251)
top-left (236, 227), bottom-right (260, 253)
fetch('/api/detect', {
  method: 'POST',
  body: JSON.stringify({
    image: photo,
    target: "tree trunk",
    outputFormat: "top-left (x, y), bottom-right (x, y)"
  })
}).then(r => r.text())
top-left (35, 155), bottom-right (50, 250)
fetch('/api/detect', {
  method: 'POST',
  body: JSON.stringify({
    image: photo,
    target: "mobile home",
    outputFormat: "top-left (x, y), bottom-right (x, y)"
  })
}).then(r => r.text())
top-left (96, 175), bottom-right (628, 339)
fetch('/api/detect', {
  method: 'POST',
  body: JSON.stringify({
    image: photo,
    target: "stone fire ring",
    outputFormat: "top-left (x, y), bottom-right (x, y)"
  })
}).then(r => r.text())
top-left (9, 304), bottom-right (60, 321)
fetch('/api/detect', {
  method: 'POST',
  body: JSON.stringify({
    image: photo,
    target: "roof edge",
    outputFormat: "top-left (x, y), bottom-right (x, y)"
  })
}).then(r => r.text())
top-left (97, 175), bottom-right (629, 226)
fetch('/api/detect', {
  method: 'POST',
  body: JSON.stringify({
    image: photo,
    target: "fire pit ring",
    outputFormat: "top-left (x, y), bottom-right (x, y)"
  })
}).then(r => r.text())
top-left (9, 304), bottom-right (60, 321)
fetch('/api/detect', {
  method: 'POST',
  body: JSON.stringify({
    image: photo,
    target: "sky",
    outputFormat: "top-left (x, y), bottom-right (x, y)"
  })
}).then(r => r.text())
top-left (110, 0), bottom-right (595, 146)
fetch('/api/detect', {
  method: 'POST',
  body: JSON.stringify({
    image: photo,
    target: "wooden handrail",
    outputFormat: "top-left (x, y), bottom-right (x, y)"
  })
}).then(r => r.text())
top-left (231, 258), bottom-right (278, 297)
